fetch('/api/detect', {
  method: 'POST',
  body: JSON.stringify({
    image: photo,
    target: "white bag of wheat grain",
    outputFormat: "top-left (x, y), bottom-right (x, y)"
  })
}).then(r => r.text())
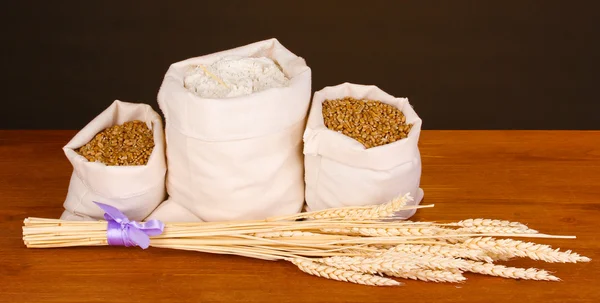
top-left (147, 38), bottom-right (311, 222)
top-left (303, 83), bottom-right (424, 219)
top-left (60, 100), bottom-right (166, 221)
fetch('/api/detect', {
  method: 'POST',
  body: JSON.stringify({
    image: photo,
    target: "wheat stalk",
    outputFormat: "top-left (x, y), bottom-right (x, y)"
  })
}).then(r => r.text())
top-left (462, 260), bottom-right (560, 281)
top-left (290, 258), bottom-right (401, 286)
top-left (253, 231), bottom-right (321, 238)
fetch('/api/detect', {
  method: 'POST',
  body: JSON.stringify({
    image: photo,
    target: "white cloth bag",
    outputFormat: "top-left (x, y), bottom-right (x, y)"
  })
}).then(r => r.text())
top-left (303, 83), bottom-right (424, 219)
top-left (148, 38), bottom-right (311, 222)
top-left (60, 100), bottom-right (166, 221)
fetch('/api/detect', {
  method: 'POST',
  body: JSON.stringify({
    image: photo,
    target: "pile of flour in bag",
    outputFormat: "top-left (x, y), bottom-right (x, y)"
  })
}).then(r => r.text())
top-left (184, 56), bottom-right (290, 98)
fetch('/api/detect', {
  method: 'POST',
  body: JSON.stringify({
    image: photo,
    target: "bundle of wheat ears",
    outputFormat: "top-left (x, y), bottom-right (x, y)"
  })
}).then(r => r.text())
top-left (22, 194), bottom-right (590, 286)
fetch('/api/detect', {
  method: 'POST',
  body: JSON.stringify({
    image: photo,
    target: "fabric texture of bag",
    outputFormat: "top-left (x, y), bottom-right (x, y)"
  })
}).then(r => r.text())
top-left (148, 38), bottom-right (312, 222)
top-left (60, 100), bottom-right (167, 221)
top-left (303, 83), bottom-right (424, 219)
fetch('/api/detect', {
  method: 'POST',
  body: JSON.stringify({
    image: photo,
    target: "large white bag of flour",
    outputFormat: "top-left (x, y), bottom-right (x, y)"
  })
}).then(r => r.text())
top-left (148, 38), bottom-right (311, 222)
top-left (60, 100), bottom-right (166, 221)
top-left (303, 83), bottom-right (424, 219)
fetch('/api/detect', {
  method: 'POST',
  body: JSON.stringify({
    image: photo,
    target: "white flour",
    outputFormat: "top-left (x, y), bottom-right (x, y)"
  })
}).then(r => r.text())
top-left (184, 56), bottom-right (289, 98)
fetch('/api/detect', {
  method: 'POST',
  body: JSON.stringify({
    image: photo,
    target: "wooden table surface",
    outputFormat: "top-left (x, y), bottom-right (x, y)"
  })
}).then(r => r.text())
top-left (1, 130), bottom-right (599, 303)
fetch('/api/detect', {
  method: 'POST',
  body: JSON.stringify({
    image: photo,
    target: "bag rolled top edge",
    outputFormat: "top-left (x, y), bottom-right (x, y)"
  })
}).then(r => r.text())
top-left (158, 38), bottom-right (312, 142)
top-left (303, 83), bottom-right (422, 171)
top-left (62, 100), bottom-right (166, 198)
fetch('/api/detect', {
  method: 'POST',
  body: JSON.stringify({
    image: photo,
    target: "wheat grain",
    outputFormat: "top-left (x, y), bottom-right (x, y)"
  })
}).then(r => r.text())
top-left (322, 97), bottom-right (413, 149)
top-left (462, 260), bottom-right (560, 281)
top-left (291, 258), bottom-right (401, 286)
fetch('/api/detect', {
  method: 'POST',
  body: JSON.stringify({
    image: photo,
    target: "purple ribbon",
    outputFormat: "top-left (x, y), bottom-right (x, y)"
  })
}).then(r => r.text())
top-left (94, 202), bottom-right (164, 249)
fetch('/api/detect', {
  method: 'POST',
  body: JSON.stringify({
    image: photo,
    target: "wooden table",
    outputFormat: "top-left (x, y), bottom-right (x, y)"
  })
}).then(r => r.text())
top-left (1, 130), bottom-right (599, 302)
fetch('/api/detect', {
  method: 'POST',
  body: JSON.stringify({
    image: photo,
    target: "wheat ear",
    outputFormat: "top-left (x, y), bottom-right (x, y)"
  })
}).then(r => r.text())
top-left (455, 226), bottom-right (538, 234)
top-left (387, 244), bottom-right (493, 262)
top-left (290, 258), bottom-right (401, 286)
top-left (462, 260), bottom-right (560, 281)
top-left (310, 194), bottom-right (413, 220)
top-left (317, 255), bottom-right (421, 274)
top-left (270, 193), bottom-right (414, 221)
top-left (462, 237), bottom-right (591, 263)
top-left (381, 252), bottom-right (471, 270)
top-left (360, 193), bottom-right (414, 219)
top-left (448, 219), bottom-right (529, 229)
top-left (385, 269), bottom-right (466, 283)
top-left (322, 226), bottom-right (445, 237)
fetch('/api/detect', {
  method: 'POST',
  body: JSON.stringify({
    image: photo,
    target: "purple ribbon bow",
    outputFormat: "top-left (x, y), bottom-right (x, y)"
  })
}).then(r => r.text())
top-left (94, 202), bottom-right (164, 249)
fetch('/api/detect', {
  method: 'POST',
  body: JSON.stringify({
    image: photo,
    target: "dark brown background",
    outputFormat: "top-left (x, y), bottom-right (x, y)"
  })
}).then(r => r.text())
top-left (2, 0), bottom-right (599, 130)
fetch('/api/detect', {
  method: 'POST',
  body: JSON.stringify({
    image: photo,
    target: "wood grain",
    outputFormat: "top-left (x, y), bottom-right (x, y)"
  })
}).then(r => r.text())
top-left (1, 130), bottom-right (599, 302)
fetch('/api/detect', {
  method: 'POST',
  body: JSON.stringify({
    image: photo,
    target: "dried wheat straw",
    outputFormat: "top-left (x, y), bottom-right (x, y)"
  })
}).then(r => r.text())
top-left (253, 231), bottom-right (321, 238)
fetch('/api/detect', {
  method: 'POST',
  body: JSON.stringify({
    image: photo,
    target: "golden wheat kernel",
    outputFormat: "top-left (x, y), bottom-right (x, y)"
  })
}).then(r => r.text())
top-left (75, 120), bottom-right (154, 166)
top-left (322, 97), bottom-right (413, 148)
